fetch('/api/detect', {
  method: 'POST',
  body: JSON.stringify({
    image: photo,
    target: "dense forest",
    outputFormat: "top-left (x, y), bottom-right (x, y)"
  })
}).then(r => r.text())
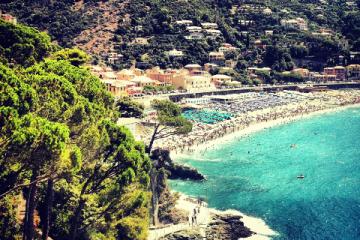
top-left (0, 19), bottom-right (152, 240)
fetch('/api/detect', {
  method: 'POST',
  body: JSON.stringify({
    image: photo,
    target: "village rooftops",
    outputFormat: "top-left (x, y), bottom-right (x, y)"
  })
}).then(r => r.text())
top-left (131, 76), bottom-right (155, 83)
top-left (185, 64), bottom-right (202, 69)
top-left (103, 72), bottom-right (117, 80)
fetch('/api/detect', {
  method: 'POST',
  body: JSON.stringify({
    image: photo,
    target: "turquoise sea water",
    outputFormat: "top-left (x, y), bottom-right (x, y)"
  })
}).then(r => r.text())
top-left (170, 107), bottom-right (360, 240)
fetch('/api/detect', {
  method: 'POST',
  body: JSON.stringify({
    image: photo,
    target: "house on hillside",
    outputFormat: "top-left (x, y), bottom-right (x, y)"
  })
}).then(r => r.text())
top-left (0, 11), bottom-right (17, 24)
top-left (211, 74), bottom-right (232, 87)
top-left (205, 29), bottom-right (222, 38)
top-left (176, 20), bottom-right (193, 26)
top-left (132, 37), bottom-right (150, 45)
top-left (186, 26), bottom-right (202, 33)
top-left (263, 7), bottom-right (272, 15)
top-left (184, 64), bottom-right (202, 73)
top-left (209, 52), bottom-right (225, 65)
top-left (201, 22), bottom-right (218, 29)
top-left (219, 43), bottom-right (239, 53)
top-left (107, 52), bottom-right (123, 65)
top-left (167, 49), bottom-right (184, 57)
top-left (281, 18), bottom-right (308, 31)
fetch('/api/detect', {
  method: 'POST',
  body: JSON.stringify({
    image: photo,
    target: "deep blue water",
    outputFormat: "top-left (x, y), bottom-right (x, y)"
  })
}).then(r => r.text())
top-left (170, 107), bottom-right (360, 240)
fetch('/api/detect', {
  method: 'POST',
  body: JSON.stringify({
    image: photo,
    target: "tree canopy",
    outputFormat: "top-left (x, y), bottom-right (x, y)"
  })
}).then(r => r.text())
top-left (0, 21), bottom-right (151, 240)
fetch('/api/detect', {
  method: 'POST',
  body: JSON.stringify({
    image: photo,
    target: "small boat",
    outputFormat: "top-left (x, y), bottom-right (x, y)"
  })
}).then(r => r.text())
top-left (297, 174), bottom-right (305, 179)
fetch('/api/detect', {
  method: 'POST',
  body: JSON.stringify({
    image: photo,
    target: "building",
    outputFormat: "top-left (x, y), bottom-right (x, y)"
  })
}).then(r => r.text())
top-left (205, 29), bottom-right (222, 38)
top-left (310, 73), bottom-right (336, 82)
top-left (239, 20), bottom-right (255, 26)
top-left (103, 71), bottom-right (117, 81)
top-left (185, 75), bottom-right (212, 91)
top-left (265, 30), bottom-right (274, 36)
top-left (347, 64), bottom-right (360, 79)
top-left (103, 80), bottom-right (136, 97)
top-left (130, 76), bottom-right (156, 87)
top-left (323, 66), bottom-right (346, 81)
top-left (281, 18), bottom-right (308, 31)
top-left (117, 69), bottom-right (136, 80)
top-left (211, 74), bottom-right (232, 86)
top-left (219, 43), bottom-right (239, 53)
top-left (185, 33), bottom-right (204, 40)
top-left (1, 12), bottom-right (17, 24)
top-left (107, 52), bottom-right (123, 65)
top-left (247, 67), bottom-right (271, 77)
top-left (254, 40), bottom-right (266, 49)
top-left (175, 20), bottom-right (193, 26)
top-left (209, 52), bottom-right (225, 65)
top-left (146, 68), bottom-right (189, 89)
top-left (204, 63), bottom-right (219, 72)
top-left (132, 37), bottom-right (150, 45)
top-left (263, 7), bottom-right (272, 15)
top-left (186, 26), bottom-right (202, 33)
top-left (146, 67), bottom-right (173, 83)
top-left (184, 64), bottom-right (202, 73)
top-left (167, 49), bottom-right (184, 57)
top-left (312, 28), bottom-right (333, 37)
top-left (291, 68), bottom-right (310, 78)
top-left (201, 22), bottom-right (218, 29)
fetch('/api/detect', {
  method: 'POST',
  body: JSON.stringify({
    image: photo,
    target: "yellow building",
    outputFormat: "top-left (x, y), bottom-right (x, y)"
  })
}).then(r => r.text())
top-left (185, 75), bottom-right (212, 91)
top-left (117, 69), bottom-right (136, 80)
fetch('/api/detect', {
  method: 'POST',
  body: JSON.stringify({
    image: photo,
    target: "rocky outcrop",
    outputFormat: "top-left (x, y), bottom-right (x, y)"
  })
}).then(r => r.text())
top-left (168, 164), bottom-right (205, 181)
top-left (160, 230), bottom-right (203, 240)
top-left (206, 214), bottom-right (253, 240)
top-left (151, 149), bottom-right (205, 181)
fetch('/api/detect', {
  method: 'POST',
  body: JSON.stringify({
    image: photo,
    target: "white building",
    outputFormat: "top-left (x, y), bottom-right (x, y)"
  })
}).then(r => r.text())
top-left (281, 18), bottom-right (308, 31)
top-left (167, 49), bottom-right (184, 57)
top-left (201, 22), bottom-right (218, 29)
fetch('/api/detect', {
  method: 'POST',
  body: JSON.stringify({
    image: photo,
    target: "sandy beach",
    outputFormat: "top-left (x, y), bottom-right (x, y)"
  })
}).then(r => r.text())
top-left (170, 102), bottom-right (360, 159)
top-left (156, 90), bottom-right (360, 156)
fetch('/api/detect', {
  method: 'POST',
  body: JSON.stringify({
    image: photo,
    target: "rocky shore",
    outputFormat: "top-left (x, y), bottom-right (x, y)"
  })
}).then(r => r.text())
top-left (206, 213), bottom-right (253, 240)
top-left (160, 213), bottom-right (253, 240)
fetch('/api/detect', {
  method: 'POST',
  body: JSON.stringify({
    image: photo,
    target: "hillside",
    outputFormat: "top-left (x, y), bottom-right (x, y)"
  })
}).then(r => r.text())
top-left (1, 0), bottom-right (359, 73)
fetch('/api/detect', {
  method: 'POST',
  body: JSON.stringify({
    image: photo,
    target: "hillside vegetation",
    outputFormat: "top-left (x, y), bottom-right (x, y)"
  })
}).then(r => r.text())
top-left (1, 0), bottom-right (359, 74)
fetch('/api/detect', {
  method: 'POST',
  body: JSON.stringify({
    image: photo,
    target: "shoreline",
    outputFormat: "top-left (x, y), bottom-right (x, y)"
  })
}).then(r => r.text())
top-left (174, 193), bottom-right (278, 240)
top-left (167, 101), bottom-right (360, 239)
top-left (170, 102), bottom-right (360, 159)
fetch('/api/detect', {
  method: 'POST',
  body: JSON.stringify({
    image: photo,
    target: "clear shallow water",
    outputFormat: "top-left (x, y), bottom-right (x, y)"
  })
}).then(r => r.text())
top-left (170, 107), bottom-right (360, 240)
